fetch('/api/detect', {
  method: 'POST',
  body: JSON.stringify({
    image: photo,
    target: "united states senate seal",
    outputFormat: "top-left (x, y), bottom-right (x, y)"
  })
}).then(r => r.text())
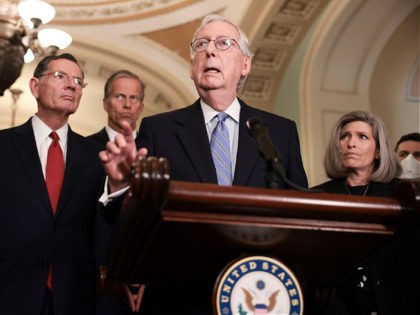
top-left (214, 255), bottom-right (303, 315)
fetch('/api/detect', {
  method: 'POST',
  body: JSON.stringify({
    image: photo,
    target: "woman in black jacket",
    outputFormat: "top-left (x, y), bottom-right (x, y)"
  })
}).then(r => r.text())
top-left (311, 111), bottom-right (420, 315)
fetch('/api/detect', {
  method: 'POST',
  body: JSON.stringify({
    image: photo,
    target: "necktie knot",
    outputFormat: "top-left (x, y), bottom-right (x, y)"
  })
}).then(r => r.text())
top-left (50, 131), bottom-right (59, 142)
top-left (216, 112), bottom-right (229, 123)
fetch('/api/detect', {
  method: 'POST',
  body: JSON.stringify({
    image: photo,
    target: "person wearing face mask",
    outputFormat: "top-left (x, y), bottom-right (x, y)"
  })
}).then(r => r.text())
top-left (394, 132), bottom-right (420, 179)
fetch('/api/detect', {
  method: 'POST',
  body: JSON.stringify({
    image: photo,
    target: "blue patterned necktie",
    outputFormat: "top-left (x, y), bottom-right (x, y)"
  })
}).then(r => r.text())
top-left (210, 112), bottom-right (232, 185)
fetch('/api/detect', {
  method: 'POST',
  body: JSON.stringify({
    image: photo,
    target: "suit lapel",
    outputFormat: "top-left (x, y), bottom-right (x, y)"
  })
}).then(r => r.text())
top-left (135, 133), bottom-right (141, 149)
top-left (175, 100), bottom-right (262, 185)
top-left (175, 101), bottom-right (217, 183)
top-left (13, 120), bottom-right (52, 214)
top-left (233, 101), bottom-right (261, 186)
top-left (95, 126), bottom-right (142, 149)
top-left (97, 128), bottom-right (109, 146)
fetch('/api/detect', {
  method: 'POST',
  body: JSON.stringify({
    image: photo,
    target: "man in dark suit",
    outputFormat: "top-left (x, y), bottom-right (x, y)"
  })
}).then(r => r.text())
top-left (0, 53), bottom-right (122, 315)
top-left (88, 69), bottom-right (144, 266)
top-left (88, 69), bottom-right (145, 315)
top-left (139, 98), bottom-right (307, 187)
top-left (88, 69), bottom-right (145, 149)
top-left (100, 14), bottom-right (308, 314)
top-left (138, 14), bottom-right (307, 189)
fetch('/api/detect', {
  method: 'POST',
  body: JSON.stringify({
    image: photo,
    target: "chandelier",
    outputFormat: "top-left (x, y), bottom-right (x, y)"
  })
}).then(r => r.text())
top-left (0, 0), bottom-right (72, 96)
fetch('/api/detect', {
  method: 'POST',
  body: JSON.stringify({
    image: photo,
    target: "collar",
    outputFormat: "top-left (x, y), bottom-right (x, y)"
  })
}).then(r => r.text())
top-left (105, 125), bottom-right (137, 141)
top-left (32, 115), bottom-right (68, 147)
top-left (200, 98), bottom-right (240, 124)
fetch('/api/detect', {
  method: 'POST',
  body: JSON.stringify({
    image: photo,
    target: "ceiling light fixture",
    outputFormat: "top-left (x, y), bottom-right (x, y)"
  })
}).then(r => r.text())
top-left (0, 0), bottom-right (72, 96)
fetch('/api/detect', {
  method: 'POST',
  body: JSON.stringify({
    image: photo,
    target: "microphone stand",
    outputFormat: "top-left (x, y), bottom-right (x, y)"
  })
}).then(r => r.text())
top-left (246, 116), bottom-right (318, 192)
top-left (266, 156), bottom-right (313, 192)
top-left (264, 158), bottom-right (281, 189)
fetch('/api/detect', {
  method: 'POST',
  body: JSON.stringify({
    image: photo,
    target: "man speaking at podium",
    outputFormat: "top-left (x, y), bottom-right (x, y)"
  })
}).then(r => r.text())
top-left (137, 14), bottom-right (307, 190)
top-left (101, 14), bottom-right (308, 315)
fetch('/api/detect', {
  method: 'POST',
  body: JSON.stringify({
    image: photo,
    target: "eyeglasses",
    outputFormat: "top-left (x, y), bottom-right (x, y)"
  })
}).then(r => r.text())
top-left (38, 71), bottom-right (87, 89)
top-left (191, 36), bottom-right (238, 53)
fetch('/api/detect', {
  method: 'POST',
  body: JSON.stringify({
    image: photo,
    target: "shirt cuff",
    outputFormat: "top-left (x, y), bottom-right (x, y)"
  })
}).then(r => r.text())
top-left (99, 176), bottom-right (130, 206)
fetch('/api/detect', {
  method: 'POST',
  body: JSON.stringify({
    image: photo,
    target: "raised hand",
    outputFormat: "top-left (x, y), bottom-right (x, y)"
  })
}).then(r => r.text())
top-left (99, 121), bottom-right (147, 192)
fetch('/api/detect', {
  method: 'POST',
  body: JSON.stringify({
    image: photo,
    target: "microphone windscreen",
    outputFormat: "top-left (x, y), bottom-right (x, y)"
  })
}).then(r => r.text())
top-left (246, 117), bottom-right (265, 138)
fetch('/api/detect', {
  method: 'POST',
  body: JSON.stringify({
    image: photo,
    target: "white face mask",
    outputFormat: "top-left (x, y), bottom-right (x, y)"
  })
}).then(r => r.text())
top-left (400, 153), bottom-right (420, 179)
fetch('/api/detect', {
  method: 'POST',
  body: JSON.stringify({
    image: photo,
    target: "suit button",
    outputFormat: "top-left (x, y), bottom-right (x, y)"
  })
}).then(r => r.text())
top-left (41, 260), bottom-right (49, 268)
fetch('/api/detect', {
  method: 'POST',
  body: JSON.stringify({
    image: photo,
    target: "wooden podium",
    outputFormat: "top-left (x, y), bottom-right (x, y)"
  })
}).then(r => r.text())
top-left (99, 157), bottom-right (419, 314)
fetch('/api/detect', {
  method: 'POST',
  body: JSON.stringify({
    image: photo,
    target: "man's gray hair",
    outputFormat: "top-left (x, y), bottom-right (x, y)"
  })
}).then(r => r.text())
top-left (190, 14), bottom-right (253, 92)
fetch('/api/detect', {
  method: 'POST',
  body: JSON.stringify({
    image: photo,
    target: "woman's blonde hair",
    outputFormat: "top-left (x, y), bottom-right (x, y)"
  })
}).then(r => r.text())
top-left (324, 110), bottom-right (402, 182)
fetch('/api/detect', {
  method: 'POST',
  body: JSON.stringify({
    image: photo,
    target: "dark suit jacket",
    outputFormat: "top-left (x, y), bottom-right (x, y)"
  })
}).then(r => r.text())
top-left (87, 127), bottom-right (142, 266)
top-left (138, 98), bottom-right (308, 189)
top-left (310, 177), bottom-right (420, 315)
top-left (0, 119), bottom-right (105, 315)
top-left (88, 127), bottom-right (110, 147)
top-left (87, 127), bottom-right (141, 315)
top-left (134, 99), bottom-right (307, 314)
top-left (88, 127), bottom-right (141, 149)
top-left (312, 177), bottom-right (400, 197)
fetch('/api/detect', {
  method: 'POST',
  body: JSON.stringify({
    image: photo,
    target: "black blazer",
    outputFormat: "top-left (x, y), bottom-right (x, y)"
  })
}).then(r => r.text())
top-left (134, 99), bottom-right (307, 314)
top-left (312, 177), bottom-right (400, 197)
top-left (88, 126), bottom-right (141, 315)
top-left (87, 127), bottom-right (110, 147)
top-left (138, 98), bottom-right (308, 189)
top-left (0, 119), bottom-right (105, 315)
top-left (87, 127), bottom-right (142, 266)
top-left (88, 127), bottom-right (141, 149)
top-left (311, 177), bottom-right (420, 315)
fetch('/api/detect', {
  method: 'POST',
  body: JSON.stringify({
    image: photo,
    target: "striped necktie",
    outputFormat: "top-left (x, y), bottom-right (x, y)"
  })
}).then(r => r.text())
top-left (210, 112), bottom-right (232, 185)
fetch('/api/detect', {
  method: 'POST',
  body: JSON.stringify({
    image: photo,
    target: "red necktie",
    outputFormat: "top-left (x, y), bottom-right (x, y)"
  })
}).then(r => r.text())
top-left (46, 131), bottom-right (64, 214)
top-left (45, 131), bottom-right (64, 289)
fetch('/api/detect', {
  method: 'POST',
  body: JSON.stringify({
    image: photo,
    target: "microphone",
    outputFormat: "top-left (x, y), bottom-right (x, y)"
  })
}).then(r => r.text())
top-left (246, 117), bottom-right (312, 191)
top-left (246, 117), bottom-right (286, 179)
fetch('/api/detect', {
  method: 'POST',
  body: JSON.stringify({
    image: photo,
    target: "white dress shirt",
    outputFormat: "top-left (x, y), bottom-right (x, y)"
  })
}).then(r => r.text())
top-left (99, 125), bottom-right (137, 205)
top-left (105, 125), bottom-right (137, 142)
top-left (32, 115), bottom-right (68, 178)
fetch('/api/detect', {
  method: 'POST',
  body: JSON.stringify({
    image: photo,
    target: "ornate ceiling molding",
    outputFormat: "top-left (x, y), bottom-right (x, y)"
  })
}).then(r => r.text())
top-left (52, 0), bottom-right (199, 24)
top-left (240, 0), bottom-right (330, 111)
